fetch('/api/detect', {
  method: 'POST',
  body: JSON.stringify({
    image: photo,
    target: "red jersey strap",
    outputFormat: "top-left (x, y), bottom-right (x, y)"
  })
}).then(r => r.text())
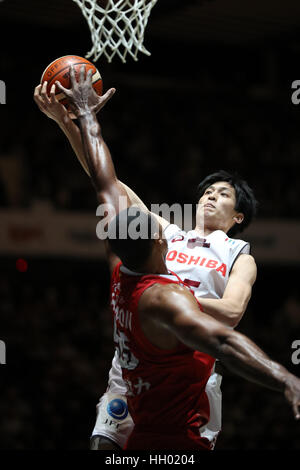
top-left (112, 263), bottom-right (204, 312)
top-left (112, 261), bottom-right (122, 278)
top-left (111, 261), bottom-right (122, 287)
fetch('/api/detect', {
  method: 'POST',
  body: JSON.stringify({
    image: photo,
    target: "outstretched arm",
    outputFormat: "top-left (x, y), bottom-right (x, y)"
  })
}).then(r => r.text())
top-left (33, 81), bottom-right (170, 229)
top-left (35, 69), bottom-right (130, 448)
top-left (34, 81), bottom-right (91, 176)
top-left (140, 283), bottom-right (300, 420)
top-left (53, 66), bottom-right (128, 207)
top-left (53, 66), bottom-right (130, 272)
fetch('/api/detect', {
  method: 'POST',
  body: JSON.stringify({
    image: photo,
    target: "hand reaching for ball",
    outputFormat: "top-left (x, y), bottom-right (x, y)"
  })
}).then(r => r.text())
top-left (55, 65), bottom-right (116, 119)
top-left (34, 63), bottom-right (115, 123)
top-left (34, 81), bottom-right (73, 123)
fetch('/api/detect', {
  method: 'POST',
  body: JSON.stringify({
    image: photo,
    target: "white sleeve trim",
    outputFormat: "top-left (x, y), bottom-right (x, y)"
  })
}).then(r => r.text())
top-left (229, 242), bottom-right (250, 273)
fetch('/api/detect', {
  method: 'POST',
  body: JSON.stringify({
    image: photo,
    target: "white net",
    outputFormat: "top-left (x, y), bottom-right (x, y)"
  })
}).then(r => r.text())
top-left (72, 0), bottom-right (159, 63)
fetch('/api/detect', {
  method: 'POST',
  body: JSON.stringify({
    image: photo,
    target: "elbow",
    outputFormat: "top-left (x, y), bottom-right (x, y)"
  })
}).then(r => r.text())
top-left (227, 306), bottom-right (246, 328)
top-left (228, 312), bottom-right (242, 329)
top-left (204, 326), bottom-right (233, 360)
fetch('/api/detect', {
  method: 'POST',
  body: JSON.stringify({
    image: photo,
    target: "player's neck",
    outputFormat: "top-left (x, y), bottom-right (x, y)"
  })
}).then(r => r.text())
top-left (194, 220), bottom-right (230, 236)
top-left (193, 225), bottom-right (215, 237)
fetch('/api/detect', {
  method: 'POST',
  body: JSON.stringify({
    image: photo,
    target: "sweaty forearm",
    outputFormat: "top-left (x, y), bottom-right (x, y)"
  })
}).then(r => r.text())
top-left (174, 307), bottom-right (287, 393)
top-left (58, 120), bottom-right (145, 205)
top-left (77, 111), bottom-right (117, 192)
top-left (58, 115), bottom-right (91, 176)
top-left (216, 329), bottom-right (288, 393)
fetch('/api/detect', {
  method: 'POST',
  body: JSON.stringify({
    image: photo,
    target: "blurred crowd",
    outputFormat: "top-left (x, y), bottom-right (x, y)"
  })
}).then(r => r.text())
top-left (0, 261), bottom-right (113, 450)
top-left (0, 261), bottom-right (299, 450)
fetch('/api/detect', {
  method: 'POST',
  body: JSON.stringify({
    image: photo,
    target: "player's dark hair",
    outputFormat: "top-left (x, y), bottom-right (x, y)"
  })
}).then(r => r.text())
top-left (197, 170), bottom-right (258, 237)
top-left (107, 207), bottom-right (159, 270)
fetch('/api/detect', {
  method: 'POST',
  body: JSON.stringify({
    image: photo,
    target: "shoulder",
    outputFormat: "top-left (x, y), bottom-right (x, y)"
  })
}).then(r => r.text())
top-left (141, 281), bottom-right (192, 308)
top-left (232, 253), bottom-right (256, 268)
top-left (139, 281), bottom-right (197, 319)
top-left (212, 231), bottom-right (249, 250)
top-left (225, 234), bottom-right (251, 272)
top-left (163, 224), bottom-right (185, 242)
top-left (225, 234), bottom-right (250, 251)
top-left (230, 253), bottom-right (257, 281)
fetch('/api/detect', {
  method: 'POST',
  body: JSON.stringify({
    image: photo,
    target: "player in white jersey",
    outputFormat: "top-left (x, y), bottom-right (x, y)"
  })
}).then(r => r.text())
top-left (34, 82), bottom-right (258, 450)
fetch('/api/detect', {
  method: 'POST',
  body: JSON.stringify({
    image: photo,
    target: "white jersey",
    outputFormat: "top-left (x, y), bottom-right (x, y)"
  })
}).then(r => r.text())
top-left (164, 224), bottom-right (250, 301)
top-left (92, 225), bottom-right (250, 448)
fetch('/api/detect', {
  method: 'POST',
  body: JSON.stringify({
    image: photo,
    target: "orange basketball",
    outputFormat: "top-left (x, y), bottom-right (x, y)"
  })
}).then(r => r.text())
top-left (40, 55), bottom-right (103, 109)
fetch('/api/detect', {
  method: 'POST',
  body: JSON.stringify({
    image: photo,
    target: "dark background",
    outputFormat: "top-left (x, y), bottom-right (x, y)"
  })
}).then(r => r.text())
top-left (0, 0), bottom-right (300, 450)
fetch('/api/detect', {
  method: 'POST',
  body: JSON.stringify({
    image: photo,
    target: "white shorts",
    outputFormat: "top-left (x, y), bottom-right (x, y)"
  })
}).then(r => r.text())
top-left (200, 372), bottom-right (223, 449)
top-left (91, 392), bottom-right (134, 449)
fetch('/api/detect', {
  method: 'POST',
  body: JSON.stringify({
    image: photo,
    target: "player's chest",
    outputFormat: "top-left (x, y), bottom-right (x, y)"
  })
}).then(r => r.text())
top-left (165, 233), bottom-right (230, 283)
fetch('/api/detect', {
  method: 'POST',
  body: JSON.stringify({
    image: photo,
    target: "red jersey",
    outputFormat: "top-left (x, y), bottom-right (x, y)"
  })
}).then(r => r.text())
top-left (110, 262), bottom-right (215, 450)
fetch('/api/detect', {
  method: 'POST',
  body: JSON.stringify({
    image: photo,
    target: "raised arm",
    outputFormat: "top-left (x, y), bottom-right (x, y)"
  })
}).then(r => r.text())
top-left (34, 81), bottom-right (91, 176)
top-left (53, 66), bottom-right (127, 207)
top-left (53, 66), bottom-right (130, 272)
top-left (33, 79), bottom-right (170, 229)
top-left (198, 254), bottom-right (257, 328)
top-left (139, 283), bottom-right (300, 420)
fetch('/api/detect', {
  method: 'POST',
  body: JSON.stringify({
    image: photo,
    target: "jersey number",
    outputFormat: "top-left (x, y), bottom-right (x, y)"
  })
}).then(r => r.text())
top-left (113, 319), bottom-right (139, 370)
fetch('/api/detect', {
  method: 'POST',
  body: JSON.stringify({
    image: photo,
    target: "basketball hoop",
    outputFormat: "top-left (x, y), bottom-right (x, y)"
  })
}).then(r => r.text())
top-left (72, 0), bottom-right (158, 63)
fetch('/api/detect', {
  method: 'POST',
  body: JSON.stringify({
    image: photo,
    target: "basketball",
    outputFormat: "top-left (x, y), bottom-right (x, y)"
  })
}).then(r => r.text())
top-left (40, 55), bottom-right (103, 109)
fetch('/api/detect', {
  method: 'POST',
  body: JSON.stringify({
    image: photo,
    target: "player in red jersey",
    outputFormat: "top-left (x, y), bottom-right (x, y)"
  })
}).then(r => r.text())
top-left (105, 207), bottom-right (300, 450)
top-left (108, 211), bottom-right (215, 449)
top-left (39, 67), bottom-right (300, 450)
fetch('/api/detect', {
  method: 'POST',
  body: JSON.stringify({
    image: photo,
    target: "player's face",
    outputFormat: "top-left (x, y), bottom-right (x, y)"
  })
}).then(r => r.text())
top-left (197, 181), bottom-right (244, 232)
